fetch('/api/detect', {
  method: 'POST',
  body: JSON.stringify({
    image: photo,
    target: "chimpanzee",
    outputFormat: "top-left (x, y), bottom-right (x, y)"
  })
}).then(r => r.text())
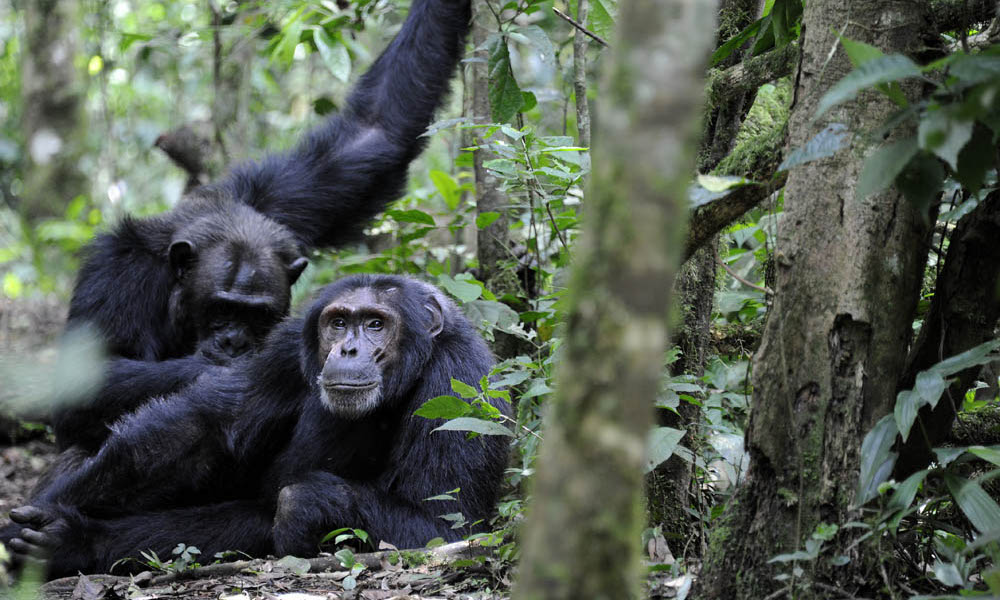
top-left (53, 0), bottom-right (472, 454)
top-left (6, 275), bottom-right (510, 578)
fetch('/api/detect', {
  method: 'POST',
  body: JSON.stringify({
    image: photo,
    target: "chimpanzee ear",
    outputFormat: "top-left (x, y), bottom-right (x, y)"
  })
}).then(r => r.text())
top-left (425, 294), bottom-right (446, 338)
top-left (287, 257), bottom-right (309, 286)
top-left (168, 240), bottom-right (196, 280)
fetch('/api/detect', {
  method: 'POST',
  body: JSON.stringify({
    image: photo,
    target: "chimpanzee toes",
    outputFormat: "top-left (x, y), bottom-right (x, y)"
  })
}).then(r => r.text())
top-left (9, 505), bottom-right (51, 528)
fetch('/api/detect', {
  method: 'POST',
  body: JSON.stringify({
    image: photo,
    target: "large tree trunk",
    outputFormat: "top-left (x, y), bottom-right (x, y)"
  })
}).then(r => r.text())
top-left (697, 1), bottom-right (933, 597)
top-left (20, 0), bottom-right (88, 222)
top-left (512, 0), bottom-right (717, 598)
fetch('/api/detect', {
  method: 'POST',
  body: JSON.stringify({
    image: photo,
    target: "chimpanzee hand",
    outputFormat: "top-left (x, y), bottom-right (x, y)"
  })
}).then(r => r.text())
top-left (272, 472), bottom-right (359, 557)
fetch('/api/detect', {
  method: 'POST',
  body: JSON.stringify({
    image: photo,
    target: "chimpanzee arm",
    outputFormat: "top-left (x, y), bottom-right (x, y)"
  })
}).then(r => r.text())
top-left (53, 356), bottom-right (219, 452)
top-left (36, 382), bottom-right (241, 513)
top-left (272, 423), bottom-right (508, 553)
top-left (223, 0), bottom-right (471, 248)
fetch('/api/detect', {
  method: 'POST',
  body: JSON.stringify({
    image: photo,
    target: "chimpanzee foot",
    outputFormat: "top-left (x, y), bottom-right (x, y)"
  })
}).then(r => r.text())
top-left (8, 505), bottom-right (67, 563)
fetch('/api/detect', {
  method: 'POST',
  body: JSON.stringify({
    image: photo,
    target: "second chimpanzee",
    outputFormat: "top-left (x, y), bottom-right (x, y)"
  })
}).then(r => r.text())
top-left (55, 0), bottom-right (472, 454)
top-left (7, 275), bottom-right (510, 577)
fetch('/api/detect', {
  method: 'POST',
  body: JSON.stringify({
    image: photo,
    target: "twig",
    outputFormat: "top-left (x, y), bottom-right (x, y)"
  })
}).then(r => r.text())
top-left (499, 413), bottom-right (543, 441)
top-left (552, 7), bottom-right (609, 47)
top-left (715, 253), bottom-right (774, 295)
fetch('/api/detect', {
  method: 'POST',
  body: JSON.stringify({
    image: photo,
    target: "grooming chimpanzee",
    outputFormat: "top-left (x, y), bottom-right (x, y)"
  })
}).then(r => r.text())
top-left (6, 275), bottom-right (509, 578)
top-left (53, 0), bottom-right (472, 454)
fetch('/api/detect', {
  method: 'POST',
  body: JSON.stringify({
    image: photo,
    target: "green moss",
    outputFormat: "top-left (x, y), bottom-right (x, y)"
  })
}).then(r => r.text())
top-left (713, 78), bottom-right (792, 179)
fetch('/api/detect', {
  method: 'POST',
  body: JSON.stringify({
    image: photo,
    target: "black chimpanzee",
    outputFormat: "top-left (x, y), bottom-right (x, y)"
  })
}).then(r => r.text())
top-left (6, 275), bottom-right (510, 578)
top-left (53, 0), bottom-right (472, 454)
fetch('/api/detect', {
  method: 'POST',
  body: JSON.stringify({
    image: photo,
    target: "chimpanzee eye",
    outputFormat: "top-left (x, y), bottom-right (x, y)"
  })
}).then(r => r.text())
top-left (367, 318), bottom-right (384, 331)
top-left (331, 318), bottom-right (347, 329)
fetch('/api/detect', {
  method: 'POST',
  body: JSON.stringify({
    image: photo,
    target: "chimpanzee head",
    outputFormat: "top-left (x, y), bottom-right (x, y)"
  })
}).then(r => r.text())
top-left (304, 275), bottom-right (449, 420)
top-left (169, 201), bottom-right (308, 363)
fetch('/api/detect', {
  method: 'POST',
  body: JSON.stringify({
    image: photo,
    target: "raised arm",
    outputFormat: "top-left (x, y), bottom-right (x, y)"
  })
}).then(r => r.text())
top-left (224, 0), bottom-right (472, 248)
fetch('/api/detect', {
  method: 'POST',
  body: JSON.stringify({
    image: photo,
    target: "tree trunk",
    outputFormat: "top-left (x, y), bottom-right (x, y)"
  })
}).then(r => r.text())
top-left (512, 0), bottom-right (717, 598)
top-left (20, 0), bottom-right (88, 222)
top-left (645, 0), bottom-right (759, 547)
top-left (697, 1), bottom-right (933, 597)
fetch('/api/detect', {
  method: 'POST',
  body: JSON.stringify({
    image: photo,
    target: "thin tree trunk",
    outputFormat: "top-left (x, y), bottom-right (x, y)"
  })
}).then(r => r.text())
top-left (512, 0), bottom-right (717, 597)
top-left (21, 0), bottom-right (88, 222)
top-left (697, 1), bottom-right (933, 597)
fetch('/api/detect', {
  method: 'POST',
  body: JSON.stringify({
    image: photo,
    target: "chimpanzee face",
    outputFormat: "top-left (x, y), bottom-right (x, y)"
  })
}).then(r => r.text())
top-left (170, 237), bottom-right (307, 364)
top-left (315, 287), bottom-right (405, 419)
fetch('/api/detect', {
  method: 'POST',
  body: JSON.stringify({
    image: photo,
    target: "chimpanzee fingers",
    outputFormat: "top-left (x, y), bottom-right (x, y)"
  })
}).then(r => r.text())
top-left (9, 505), bottom-right (50, 527)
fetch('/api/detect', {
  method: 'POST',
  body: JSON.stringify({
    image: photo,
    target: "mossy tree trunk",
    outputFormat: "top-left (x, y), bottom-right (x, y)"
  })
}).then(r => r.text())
top-left (697, 1), bottom-right (933, 597)
top-left (512, 0), bottom-right (717, 598)
top-left (646, 0), bottom-right (760, 549)
top-left (20, 0), bottom-right (88, 222)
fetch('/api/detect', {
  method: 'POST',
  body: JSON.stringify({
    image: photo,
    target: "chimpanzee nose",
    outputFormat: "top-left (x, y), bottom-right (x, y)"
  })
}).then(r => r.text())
top-left (219, 330), bottom-right (250, 357)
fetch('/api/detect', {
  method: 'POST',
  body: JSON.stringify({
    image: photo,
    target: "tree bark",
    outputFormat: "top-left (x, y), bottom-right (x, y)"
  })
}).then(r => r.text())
top-left (20, 0), bottom-right (88, 222)
top-left (512, 0), bottom-right (717, 598)
top-left (895, 190), bottom-right (1000, 477)
top-left (697, 1), bottom-right (934, 597)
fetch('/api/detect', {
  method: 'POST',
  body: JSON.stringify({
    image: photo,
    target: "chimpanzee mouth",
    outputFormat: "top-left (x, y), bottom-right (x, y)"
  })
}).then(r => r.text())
top-left (325, 381), bottom-right (379, 391)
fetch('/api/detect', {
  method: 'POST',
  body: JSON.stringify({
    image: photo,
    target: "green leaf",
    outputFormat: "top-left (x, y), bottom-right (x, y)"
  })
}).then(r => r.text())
top-left (885, 469), bottom-right (928, 515)
top-left (840, 37), bottom-right (883, 67)
top-left (414, 395), bottom-right (473, 419)
top-left (934, 338), bottom-right (1000, 374)
top-left (943, 473), bottom-right (1000, 534)
top-left (587, 0), bottom-right (618, 40)
top-left (487, 35), bottom-right (524, 123)
top-left (918, 109), bottom-right (973, 170)
top-left (451, 378), bottom-right (479, 399)
top-left (711, 17), bottom-right (763, 66)
top-left (895, 153), bottom-right (944, 219)
top-left (968, 445), bottom-right (1000, 467)
top-left (314, 28), bottom-right (351, 83)
top-left (437, 274), bottom-right (482, 303)
top-left (429, 169), bottom-right (461, 210)
top-left (476, 211), bottom-right (501, 229)
top-left (511, 25), bottom-right (555, 68)
top-left (696, 174), bottom-right (751, 193)
top-left (645, 427), bottom-right (685, 473)
top-left (386, 209), bottom-right (436, 225)
top-left (934, 446), bottom-right (967, 468)
top-left (276, 555), bottom-right (311, 575)
top-left (778, 123), bottom-right (850, 171)
top-left (432, 417), bottom-right (515, 437)
top-left (856, 415), bottom-right (899, 506)
top-left (855, 136), bottom-right (918, 200)
top-left (815, 54), bottom-right (921, 117)
top-left (893, 389), bottom-right (920, 443)
top-left (955, 123), bottom-right (994, 196)
top-left (464, 299), bottom-right (520, 331)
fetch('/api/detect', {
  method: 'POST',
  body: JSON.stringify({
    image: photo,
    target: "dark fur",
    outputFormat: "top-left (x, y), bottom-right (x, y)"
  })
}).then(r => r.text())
top-left (6, 275), bottom-right (509, 578)
top-left (54, 0), bottom-right (472, 451)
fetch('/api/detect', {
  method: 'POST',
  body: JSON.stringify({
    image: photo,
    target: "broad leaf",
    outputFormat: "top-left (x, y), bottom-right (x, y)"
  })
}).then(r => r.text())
top-left (487, 35), bottom-right (524, 123)
top-left (437, 274), bottom-right (482, 303)
top-left (313, 28), bottom-right (351, 83)
top-left (943, 473), bottom-right (1000, 534)
top-left (646, 427), bottom-right (685, 473)
top-left (414, 395), bottom-right (473, 420)
top-left (885, 469), bottom-right (928, 515)
top-left (429, 170), bottom-right (460, 210)
top-left (451, 378), bottom-right (479, 399)
top-left (968, 445), bottom-right (1000, 467)
top-left (856, 415), bottom-right (899, 506)
top-left (816, 54), bottom-right (921, 117)
top-left (587, 0), bottom-right (618, 40)
top-left (778, 123), bottom-right (850, 171)
top-left (855, 136), bottom-right (919, 200)
top-left (387, 209), bottom-right (436, 225)
top-left (433, 417), bottom-right (514, 437)
top-left (918, 108), bottom-right (973, 170)
top-left (711, 17), bottom-right (763, 66)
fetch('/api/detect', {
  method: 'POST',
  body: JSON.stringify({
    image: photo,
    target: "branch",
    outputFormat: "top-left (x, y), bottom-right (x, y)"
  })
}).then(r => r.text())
top-left (683, 171), bottom-right (787, 263)
top-left (552, 7), bottom-right (609, 47)
top-left (706, 42), bottom-right (798, 108)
